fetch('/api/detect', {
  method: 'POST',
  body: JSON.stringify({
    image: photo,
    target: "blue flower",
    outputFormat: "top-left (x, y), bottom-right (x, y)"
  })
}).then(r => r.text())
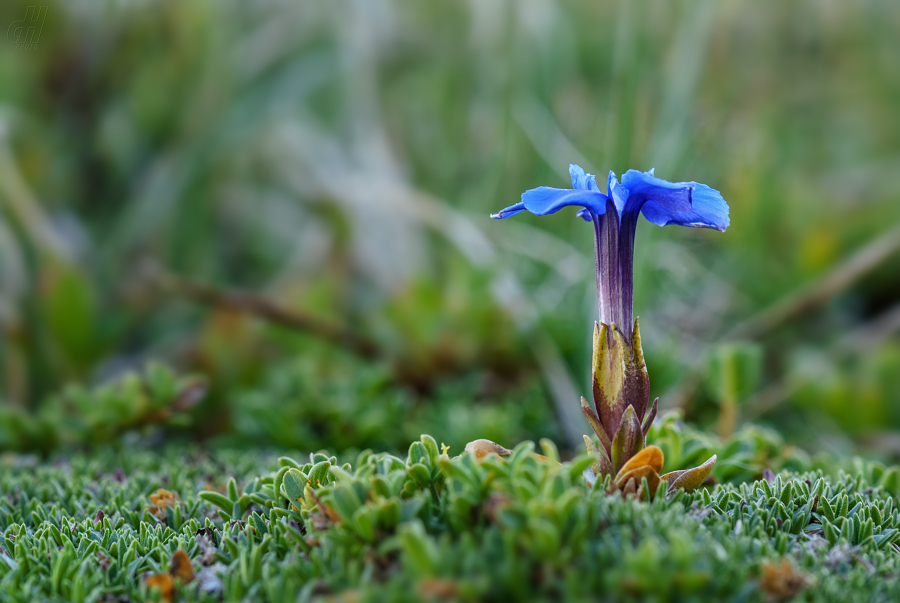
top-left (491, 164), bottom-right (728, 341)
top-left (492, 164), bottom-right (728, 471)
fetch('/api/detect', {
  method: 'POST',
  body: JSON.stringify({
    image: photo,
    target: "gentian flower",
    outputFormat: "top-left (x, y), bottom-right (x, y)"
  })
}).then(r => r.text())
top-left (492, 164), bottom-right (728, 491)
top-left (493, 165), bottom-right (728, 343)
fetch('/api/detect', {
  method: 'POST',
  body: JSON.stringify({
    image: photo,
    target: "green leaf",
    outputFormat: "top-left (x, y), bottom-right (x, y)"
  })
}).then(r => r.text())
top-left (399, 497), bottom-right (425, 523)
top-left (399, 521), bottom-right (437, 577)
top-left (331, 484), bottom-right (364, 521)
top-left (282, 469), bottom-right (306, 509)
top-left (250, 512), bottom-right (267, 536)
top-left (409, 463), bottom-right (431, 487)
top-left (199, 491), bottom-right (234, 513)
top-left (419, 435), bottom-right (439, 463)
top-left (407, 442), bottom-right (429, 467)
top-left (580, 397), bottom-right (611, 453)
top-left (227, 478), bottom-right (239, 501)
top-left (610, 406), bottom-right (642, 474)
top-left (706, 343), bottom-right (763, 405)
top-left (567, 454), bottom-right (595, 483)
top-left (539, 438), bottom-right (559, 464)
top-left (278, 457), bottom-right (302, 469)
top-left (779, 482), bottom-right (793, 506)
top-left (352, 507), bottom-right (376, 541)
top-left (272, 467), bottom-right (290, 508)
top-left (308, 461), bottom-right (332, 487)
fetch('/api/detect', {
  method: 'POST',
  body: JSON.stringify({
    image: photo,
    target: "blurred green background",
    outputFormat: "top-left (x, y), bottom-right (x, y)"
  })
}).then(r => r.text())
top-left (1, 0), bottom-right (899, 458)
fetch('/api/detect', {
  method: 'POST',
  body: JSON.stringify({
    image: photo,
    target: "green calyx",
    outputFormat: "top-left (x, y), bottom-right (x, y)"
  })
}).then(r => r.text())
top-left (582, 319), bottom-right (655, 474)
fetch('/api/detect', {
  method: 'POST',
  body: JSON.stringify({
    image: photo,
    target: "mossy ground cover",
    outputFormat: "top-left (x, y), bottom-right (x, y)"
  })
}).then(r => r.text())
top-left (2, 434), bottom-right (899, 603)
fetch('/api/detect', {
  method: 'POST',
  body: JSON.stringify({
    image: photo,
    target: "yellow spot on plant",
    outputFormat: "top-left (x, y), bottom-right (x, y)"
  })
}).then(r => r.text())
top-left (464, 439), bottom-right (511, 460)
top-left (148, 489), bottom-right (179, 520)
top-left (604, 445), bottom-right (664, 499)
top-left (592, 322), bottom-right (626, 413)
top-left (592, 442), bottom-right (717, 500)
top-left (145, 549), bottom-right (194, 603)
top-left (617, 444), bottom-right (664, 476)
top-left (145, 573), bottom-right (174, 603)
top-left (169, 549), bottom-right (194, 583)
top-left (759, 558), bottom-right (810, 601)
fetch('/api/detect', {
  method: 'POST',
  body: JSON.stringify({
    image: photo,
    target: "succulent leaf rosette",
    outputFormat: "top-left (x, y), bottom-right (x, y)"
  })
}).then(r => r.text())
top-left (492, 165), bottom-right (729, 498)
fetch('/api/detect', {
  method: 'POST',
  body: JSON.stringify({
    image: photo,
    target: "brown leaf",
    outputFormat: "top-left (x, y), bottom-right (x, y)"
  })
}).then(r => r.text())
top-left (760, 558), bottom-right (810, 601)
top-left (320, 590), bottom-right (362, 603)
top-left (617, 466), bottom-right (661, 499)
top-left (148, 489), bottom-right (178, 506)
top-left (659, 469), bottom-right (685, 482)
top-left (661, 455), bottom-right (717, 494)
top-left (148, 489), bottom-right (179, 521)
top-left (615, 445), bottom-right (664, 479)
top-left (464, 439), bottom-right (511, 460)
top-left (146, 573), bottom-right (175, 603)
top-left (170, 549), bottom-right (194, 583)
top-left (417, 578), bottom-right (459, 600)
top-left (146, 549), bottom-right (195, 602)
top-left (306, 489), bottom-right (342, 524)
top-left (642, 397), bottom-right (659, 439)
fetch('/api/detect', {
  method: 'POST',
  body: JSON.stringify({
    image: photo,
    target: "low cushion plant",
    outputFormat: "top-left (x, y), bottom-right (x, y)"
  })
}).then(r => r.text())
top-left (0, 435), bottom-right (899, 602)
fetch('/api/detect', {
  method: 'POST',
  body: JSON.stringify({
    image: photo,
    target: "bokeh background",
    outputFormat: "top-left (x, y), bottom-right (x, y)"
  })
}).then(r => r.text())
top-left (1, 0), bottom-right (899, 459)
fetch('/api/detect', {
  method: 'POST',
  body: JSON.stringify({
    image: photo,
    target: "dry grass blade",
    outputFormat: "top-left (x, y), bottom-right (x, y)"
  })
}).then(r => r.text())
top-left (726, 222), bottom-right (900, 341)
top-left (0, 129), bottom-right (70, 260)
top-left (147, 263), bottom-right (381, 361)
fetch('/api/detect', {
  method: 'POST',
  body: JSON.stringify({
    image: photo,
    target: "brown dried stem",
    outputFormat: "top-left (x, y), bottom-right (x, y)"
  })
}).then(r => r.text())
top-left (145, 263), bottom-right (381, 362)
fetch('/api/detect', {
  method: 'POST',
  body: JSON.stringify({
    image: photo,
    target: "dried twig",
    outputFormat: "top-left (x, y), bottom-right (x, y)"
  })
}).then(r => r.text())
top-left (725, 222), bottom-right (900, 341)
top-left (146, 264), bottom-right (381, 361)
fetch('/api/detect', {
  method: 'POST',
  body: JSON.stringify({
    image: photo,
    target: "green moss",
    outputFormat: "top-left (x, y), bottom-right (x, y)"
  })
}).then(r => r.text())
top-left (0, 439), bottom-right (898, 602)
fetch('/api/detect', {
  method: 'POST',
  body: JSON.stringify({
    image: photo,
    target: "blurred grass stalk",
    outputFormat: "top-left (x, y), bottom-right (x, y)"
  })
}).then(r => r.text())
top-left (0, 125), bottom-right (75, 406)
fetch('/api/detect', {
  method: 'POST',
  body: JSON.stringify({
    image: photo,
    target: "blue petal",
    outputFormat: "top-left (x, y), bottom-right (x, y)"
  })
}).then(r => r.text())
top-left (576, 208), bottom-right (594, 222)
top-left (569, 164), bottom-right (601, 192)
top-left (620, 169), bottom-right (729, 231)
top-left (490, 202), bottom-right (527, 219)
top-left (606, 171), bottom-right (628, 215)
top-left (520, 186), bottom-right (609, 217)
